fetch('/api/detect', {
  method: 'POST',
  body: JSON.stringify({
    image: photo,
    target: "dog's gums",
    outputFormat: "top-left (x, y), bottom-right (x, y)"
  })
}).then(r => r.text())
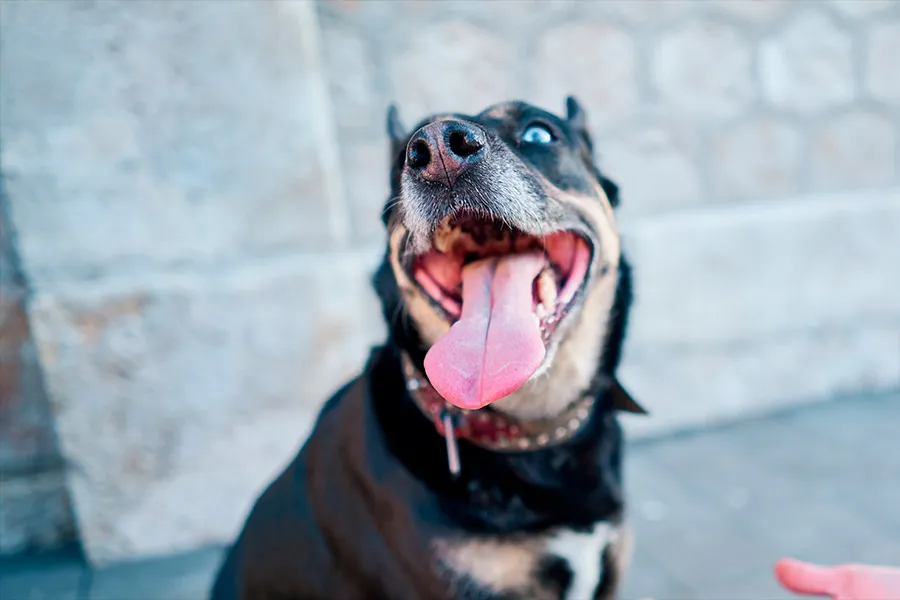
top-left (410, 213), bottom-right (592, 409)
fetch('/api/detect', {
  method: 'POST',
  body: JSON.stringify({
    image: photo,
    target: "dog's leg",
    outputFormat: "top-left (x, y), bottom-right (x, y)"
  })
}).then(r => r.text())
top-left (594, 523), bottom-right (633, 600)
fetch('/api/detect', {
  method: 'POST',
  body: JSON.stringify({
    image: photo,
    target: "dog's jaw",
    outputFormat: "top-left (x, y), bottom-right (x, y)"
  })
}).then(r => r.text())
top-left (491, 261), bottom-right (618, 419)
top-left (487, 182), bottom-right (624, 419)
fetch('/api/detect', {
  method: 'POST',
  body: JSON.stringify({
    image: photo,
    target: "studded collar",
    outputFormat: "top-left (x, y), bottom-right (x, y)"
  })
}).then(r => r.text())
top-left (400, 352), bottom-right (647, 456)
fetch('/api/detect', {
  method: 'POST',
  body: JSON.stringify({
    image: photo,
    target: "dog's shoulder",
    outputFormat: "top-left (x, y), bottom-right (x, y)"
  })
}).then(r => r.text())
top-left (211, 377), bottom-right (372, 598)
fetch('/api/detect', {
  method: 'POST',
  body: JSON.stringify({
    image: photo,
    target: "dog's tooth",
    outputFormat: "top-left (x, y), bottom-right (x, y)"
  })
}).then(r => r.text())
top-left (537, 268), bottom-right (558, 309)
top-left (535, 303), bottom-right (547, 319)
top-left (433, 223), bottom-right (463, 253)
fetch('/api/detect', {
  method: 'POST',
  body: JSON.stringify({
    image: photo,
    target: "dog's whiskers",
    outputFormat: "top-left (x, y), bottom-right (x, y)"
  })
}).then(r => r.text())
top-left (399, 239), bottom-right (417, 264)
top-left (382, 196), bottom-right (403, 217)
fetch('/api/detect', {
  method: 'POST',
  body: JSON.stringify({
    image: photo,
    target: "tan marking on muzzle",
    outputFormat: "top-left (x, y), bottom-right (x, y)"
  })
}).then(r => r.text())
top-left (388, 225), bottom-right (450, 346)
top-left (483, 103), bottom-right (515, 119)
top-left (562, 182), bottom-right (621, 272)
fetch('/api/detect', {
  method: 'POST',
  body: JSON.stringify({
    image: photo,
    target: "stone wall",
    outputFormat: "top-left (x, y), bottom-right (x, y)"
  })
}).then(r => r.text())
top-left (0, 0), bottom-right (898, 564)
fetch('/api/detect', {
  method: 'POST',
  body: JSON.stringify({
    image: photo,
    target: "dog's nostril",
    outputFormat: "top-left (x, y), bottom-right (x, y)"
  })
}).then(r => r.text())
top-left (407, 139), bottom-right (431, 169)
top-left (448, 130), bottom-right (483, 158)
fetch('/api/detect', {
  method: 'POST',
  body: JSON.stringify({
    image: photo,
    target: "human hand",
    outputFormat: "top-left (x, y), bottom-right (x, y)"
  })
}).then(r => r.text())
top-left (775, 558), bottom-right (900, 600)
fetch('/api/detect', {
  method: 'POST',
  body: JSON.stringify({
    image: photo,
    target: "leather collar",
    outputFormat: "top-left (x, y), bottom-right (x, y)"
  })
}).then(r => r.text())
top-left (400, 353), bottom-right (647, 453)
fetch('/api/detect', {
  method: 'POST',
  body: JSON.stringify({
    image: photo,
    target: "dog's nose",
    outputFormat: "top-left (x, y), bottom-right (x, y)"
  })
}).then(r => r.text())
top-left (405, 120), bottom-right (486, 186)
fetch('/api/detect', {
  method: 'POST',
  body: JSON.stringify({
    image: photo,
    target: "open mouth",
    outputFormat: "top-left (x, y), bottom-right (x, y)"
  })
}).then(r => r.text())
top-left (408, 213), bottom-right (593, 411)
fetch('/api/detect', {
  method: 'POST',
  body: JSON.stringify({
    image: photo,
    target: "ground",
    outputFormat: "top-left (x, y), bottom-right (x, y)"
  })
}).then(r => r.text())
top-left (1, 390), bottom-right (898, 600)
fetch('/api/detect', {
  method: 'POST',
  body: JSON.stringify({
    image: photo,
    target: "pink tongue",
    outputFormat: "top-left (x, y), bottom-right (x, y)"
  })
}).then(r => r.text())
top-left (423, 252), bottom-right (547, 410)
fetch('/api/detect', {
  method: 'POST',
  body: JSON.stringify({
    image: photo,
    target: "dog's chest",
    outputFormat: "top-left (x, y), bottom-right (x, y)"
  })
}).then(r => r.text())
top-left (434, 523), bottom-right (612, 600)
top-left (545, 523), bottom-right (611, 599)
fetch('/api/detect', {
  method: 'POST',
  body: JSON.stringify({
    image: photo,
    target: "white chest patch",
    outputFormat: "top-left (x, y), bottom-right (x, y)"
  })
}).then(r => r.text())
top-left (544, 523), bottom-right (611, 600)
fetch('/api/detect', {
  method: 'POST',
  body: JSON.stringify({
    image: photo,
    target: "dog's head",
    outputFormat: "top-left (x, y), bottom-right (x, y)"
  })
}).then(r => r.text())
top-left (374, 99), bottom-right (630, 419)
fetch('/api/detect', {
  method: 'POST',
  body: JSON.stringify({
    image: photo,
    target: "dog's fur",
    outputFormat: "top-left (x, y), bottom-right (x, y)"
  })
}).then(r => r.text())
top-left (211, 98), bottom-right (635, 600)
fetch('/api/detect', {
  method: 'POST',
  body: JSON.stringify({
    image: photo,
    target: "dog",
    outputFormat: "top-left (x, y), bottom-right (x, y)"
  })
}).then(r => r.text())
top-left (210, 97), bottom-right (646, 600)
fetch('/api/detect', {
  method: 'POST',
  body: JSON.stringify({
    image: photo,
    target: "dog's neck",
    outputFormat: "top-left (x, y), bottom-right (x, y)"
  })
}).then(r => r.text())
top-left (368, 343), bottom-right (630, 533)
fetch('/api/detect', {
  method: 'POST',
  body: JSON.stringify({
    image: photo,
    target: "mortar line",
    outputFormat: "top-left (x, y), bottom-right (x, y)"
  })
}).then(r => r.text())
top-left (287, 0), bottom-right (351, 247)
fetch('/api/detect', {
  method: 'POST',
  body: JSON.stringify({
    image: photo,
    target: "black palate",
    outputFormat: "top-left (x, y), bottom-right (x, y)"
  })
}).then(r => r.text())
top-left (470, 226), bottom-right (489, 245)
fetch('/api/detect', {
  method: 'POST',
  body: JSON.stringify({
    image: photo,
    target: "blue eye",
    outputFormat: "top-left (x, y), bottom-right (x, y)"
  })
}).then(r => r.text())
top-left (521, 123), bottom-right (554, 145)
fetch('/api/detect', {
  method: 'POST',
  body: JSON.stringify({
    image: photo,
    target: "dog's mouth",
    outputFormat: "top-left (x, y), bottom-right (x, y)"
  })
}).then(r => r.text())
top-left (408, 213), bottom-right (593, 411)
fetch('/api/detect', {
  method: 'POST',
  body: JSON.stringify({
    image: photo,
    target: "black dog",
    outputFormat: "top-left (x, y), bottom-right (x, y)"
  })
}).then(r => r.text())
top-left (211, 98), bottom-right (645, 600)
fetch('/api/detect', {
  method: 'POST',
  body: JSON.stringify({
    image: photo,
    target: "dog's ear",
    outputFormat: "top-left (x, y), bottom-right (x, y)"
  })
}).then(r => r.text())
top-left (600, 176), bottom-right (619, 208)
top-left (611, 379), bottom-right (647, 415)
top-left (387, 104), bottom-right (407, 158)
top-left (566, 95), bottom-right (587, 133)
top-left (565, 95), bottom-right (595, 156)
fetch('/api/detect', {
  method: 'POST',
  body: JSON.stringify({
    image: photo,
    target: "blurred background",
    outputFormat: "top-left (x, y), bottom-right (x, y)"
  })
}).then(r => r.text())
top-left (0, 0), bottom-right (898, 598)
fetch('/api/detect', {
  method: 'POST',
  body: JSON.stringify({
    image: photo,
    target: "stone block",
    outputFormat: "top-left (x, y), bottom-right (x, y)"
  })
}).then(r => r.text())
top-left (710, 0), bottom-right (790, 22)
top-left (866, 19), bottom-right (900, 104)
top-left (320, 23), bottom-right (378, 137)
top-left (809, 110), bottom-right (895, 190)
top-left (830, 0), bottom-right (896, 18)
top-left (0, 0), bottom-right (345, 286)
top-left (341, 137), bottom-right (391, 244)
top-left (619, 324), bottom-right (900, 440)
top-left (531, 22), bottom-right (639, 128)
top-left (432, 0), bottom-right (576, 27)
top-left (620, 188), bottom-right (900, 348)
top-left (317, 0), bottom-right (444, 29)
top-left (28, 250), bottom-right (386, 563)
top-left (712, 116), bottom-right (802, 201)
top-left (388, 20), bottom-right (515, 123)
top-left (597, 123), bottom-right (704, 217)
top-left (760, 11), bottom-right (854, 112)
top-left (0, 471), bottom-right (76, 555)
top-left (316, 0), bottom-right (397, 22)
top-left (653, 20), bottom-right (754, 119)
top-left (595, 0), bottom-right (692, 23)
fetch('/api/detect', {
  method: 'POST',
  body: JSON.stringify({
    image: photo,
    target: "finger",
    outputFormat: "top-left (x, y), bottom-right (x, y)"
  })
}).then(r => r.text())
top-left (842, 564), bottom-right (900, 600)
top-left (775, 558), bottom-right (842, 596)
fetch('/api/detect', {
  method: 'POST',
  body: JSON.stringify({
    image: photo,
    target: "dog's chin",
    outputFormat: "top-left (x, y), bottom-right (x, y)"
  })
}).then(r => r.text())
top-left (400, 211), bottom-right (598, 411)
